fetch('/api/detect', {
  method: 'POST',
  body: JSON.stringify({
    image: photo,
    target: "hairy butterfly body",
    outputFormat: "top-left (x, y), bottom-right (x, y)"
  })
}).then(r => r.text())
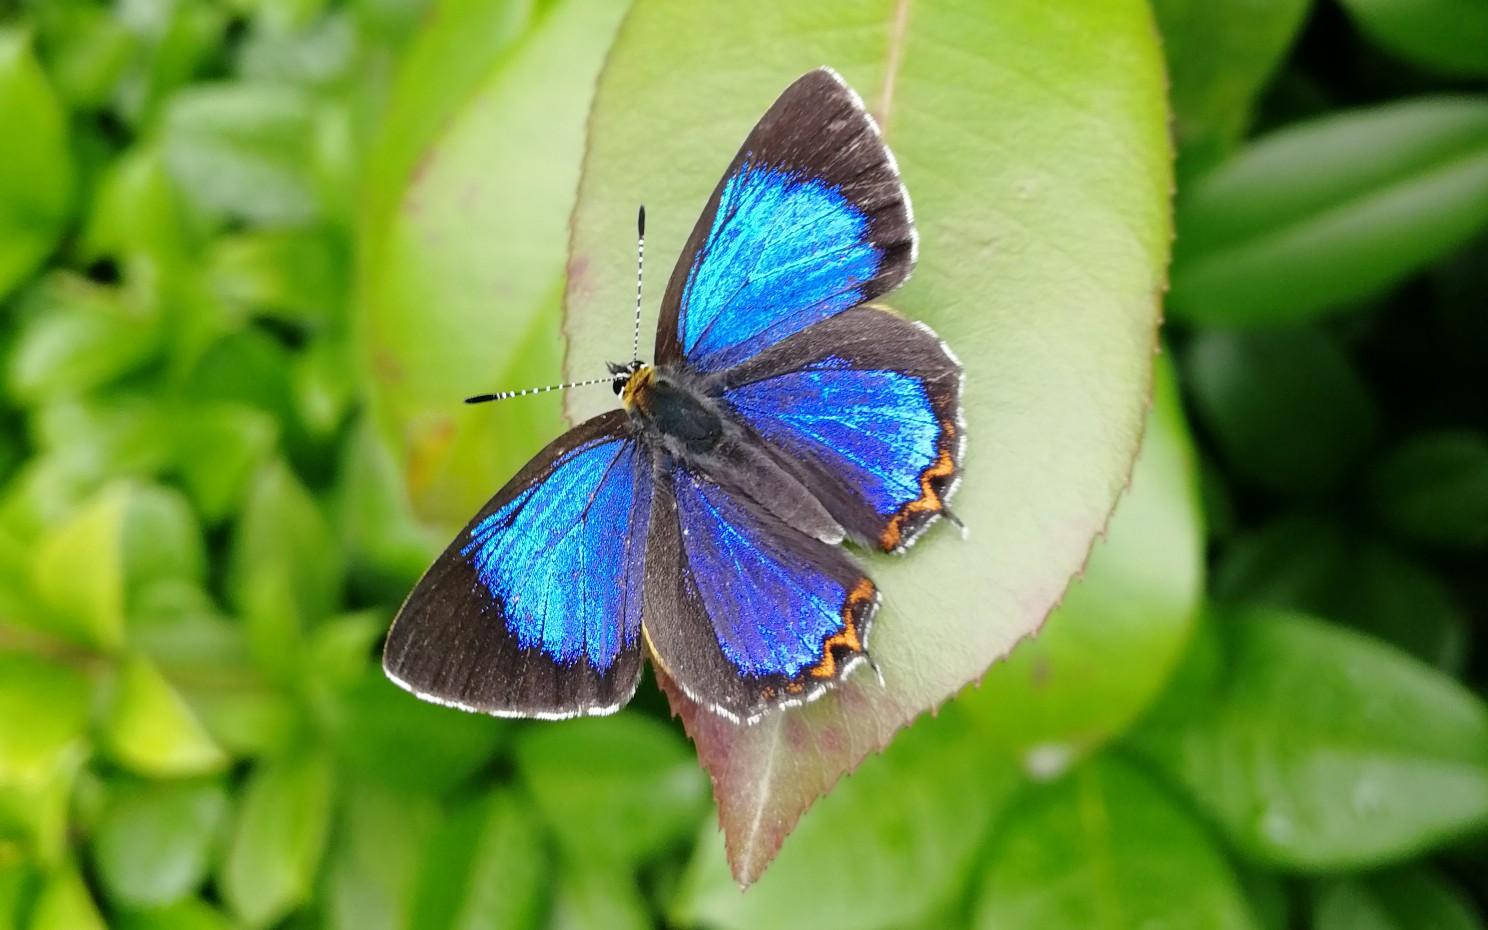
top-left (384, 67), bottom-right (964, 723)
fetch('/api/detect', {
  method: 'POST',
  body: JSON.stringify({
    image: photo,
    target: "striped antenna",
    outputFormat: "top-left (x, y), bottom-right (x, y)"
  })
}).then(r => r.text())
top-left (632, 205), bottom-right (645, 365)
top-left (464, 377), bottom-right (609, 405)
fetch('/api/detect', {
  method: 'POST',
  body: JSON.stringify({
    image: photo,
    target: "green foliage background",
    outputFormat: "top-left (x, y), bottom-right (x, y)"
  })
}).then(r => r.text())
top-left (0, 0), bottom-right (1485, 928)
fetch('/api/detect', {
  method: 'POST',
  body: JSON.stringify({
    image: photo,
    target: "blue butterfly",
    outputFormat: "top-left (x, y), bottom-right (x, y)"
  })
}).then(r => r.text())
top-left (383, 68), bottom-right (964, 723)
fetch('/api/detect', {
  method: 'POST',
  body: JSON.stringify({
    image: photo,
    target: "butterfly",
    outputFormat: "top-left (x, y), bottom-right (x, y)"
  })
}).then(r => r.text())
top-left (382, 67), bottom-right (964, 724)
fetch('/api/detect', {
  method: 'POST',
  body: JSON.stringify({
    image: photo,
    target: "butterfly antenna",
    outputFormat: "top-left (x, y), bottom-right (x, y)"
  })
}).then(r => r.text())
top-left (632, 205), bottom-right (645, 366)
top-left (464, 377), bottom-right (609, 404)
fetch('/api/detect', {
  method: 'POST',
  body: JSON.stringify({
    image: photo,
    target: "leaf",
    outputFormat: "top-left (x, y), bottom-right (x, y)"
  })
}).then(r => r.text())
top-left (0, 29), bottom-right (74, 304)
top-left (114, 900), bottom-right (239, 930)
top-left (568, 0), bottom-right (1169, 884)
top-left (514, 715), bottom-right (707, 865)
top-left (549, 868), bottom-right (651, 930)
top-left (360, 0), bottom-right (629, 528)
top-left (27, 865), bottom-right (107, 930)
top-left (0, 654), bottom-right (90, 789)
top-left (406, 790), bottom-right (547, 930)
top-left (100, 654), bottom-right (229, 777)
top-left (1169, 98), bottom-right (1488, 327)
top-left (1214, 514), bottom-right (1468, 672)
top-left (6, 274), bottom-right (160, 406)
top-left (1129, 607), bottom-right (1488, 869)
top-left (90, 779), bottom-right (229, 908)
top-left (1338, 0), bottom-right (1488, 77)
top-left (1150, 0), bottom-right (1310, 167)
top-left (327, 671), bottom-right (506, 796)
top-left (1312, 867), bottom-right (1483, 930)
top-left (31, 483), bottom-right (130, 651)
top-left (972, 756), bottom-right (1260, 930)
top-left (322, 781), bottom-right (438, 930)
top-left (961, 353), bottom-right (1203, 766)
top-left (160, 82), bottom-right (325, 227)
top-left (171, 403), bottom-right (279, 526)
top-left (219, 748), bottom-right (336, 929)
top-left (672, 708), bottom-right (1021, 930)
top-left (1184, 327), bottom-right (1378, 498)
top-left (1367, 430), bottom-right (1488, 549)
top-left (227, 458), bottom-right (344, 673)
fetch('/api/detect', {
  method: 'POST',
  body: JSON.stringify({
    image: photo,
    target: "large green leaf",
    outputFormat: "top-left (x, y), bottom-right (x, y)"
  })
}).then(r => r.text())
top-left (1169, 98), bottom-right (1488, 327)
top-left (1130, 608), bottom-right (1488, 869)
top-left (218, 749), bottom-right (335, 929)
top-left (406, 790), bottom-right (547, 930)
top-left (359, 0), bottom-right (631, 528)
top-left (568, 0), bottom-right (1169, 883)
top-left (1150, 0), bottom-right (1310, 169)
top-left (672, 708), bottom-right (1021, 930)
top-left (0, 29), bottom-right (74, 304)
top-left (961, 354), bottom-right (1202, 764)
top-left (972, 757), bottom-right (1259, 930)
top-left (90, 779), bottom-right (229, 908)
top-left (1338, 0), bottom-right (1488, 77)
top-left (1312, 867), bottom-right (1483, 930)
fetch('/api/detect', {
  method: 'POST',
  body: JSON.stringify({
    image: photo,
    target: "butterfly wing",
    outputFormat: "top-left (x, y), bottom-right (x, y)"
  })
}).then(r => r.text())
top-left (719, 304), bottom-right (963, 553)
top-left (654, 67), bottom-right (915, 373)
top-left (383, 410), bottom-right (653, 719)
top-left (642, 462), bottom-right (880, 722)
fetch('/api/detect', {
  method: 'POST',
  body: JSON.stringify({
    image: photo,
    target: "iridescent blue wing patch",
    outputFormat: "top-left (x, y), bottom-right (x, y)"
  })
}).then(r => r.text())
top-left (720, 305), bottom-right (963, 553)
top-left (654, 68), bottom-right (916, 373)
top-left (383, 410), bottom-right (652, 719)
top-left (641, 463), bottom-right (879, 723)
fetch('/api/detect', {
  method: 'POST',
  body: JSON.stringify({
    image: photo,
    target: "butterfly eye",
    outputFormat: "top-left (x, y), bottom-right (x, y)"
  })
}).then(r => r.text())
top-left (612, 378), bottom-right (625, 396)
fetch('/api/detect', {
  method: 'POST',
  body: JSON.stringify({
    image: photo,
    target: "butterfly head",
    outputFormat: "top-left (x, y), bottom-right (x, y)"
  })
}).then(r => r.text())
top-left (607, 360), bottom-right (650, 406)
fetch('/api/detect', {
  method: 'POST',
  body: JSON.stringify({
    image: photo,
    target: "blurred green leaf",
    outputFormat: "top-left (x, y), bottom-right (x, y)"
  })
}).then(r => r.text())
top-left (228, 458), bottom-right (343, 668)
top-left (1170, 98), bottom-right (1488, 327)
top-left (113, 0), bottom-right (227, 127)
top-left (407, 790), bottom-right (546, 930)
top-left (361, 0), bottom-right (623, 527)
top-left (334, 414), bottom-right (439, 600)
top-left (101, 654), bottom-right (228, 777)
top-left (0, 29), bottom-right (74, 304)
top-left (161, 82), bottom-right (325, 227)
top-left (33, 395), bottom-right (174, 483)
top-left (79, 146), bottom-right (199, 277)
top-left (185, 330), bottom-right (299, 428)
top-left (1368, 430), bottom-right (1488, 549)
top-left (208, 230), bottom-right (345, 329)
top-left (1130, 608), bottom-right (1488, 869)
top-left (31, 483), bottom-right (130, 651)
top-left (580, 0), bottom-right (1170, 886)
top-left (0, 655), bottom-right (90, 789)
top-left (972, 756), bottom-right (1259, 930)
top-left (328, 672), bottom-right (506, 796)
top-left (220, 748), bottom-right (335, 929)
top-left (238, 13), bottom-right (357, 87)
top-left (1151, 0), bottom-right (1310, 168)
top-left (1338, 0), bottom-right (1488, 77)
top-left (1185, 328), bottom-right (1377, 497)
top-left (32, 3), bottom-right (136, 109)
top-left (1214, 514), bottom-right (1468, 672)
top-left (673, 711), bottom-right (1018, 930)
top-left (121, 483), bottom-right (208, 609)
top-left (27, 865), bottom-right (106, 930)
top-left (114, 899), bottom-right (239, 930)
top-left (549, 868), bottom-right (651, 930)
top-left (91, 779), bottom-right (229, 908)
top-left (323, 781), bottom-right (438, 930)
top-left (516, 715), bottom-right (705, 866)
top-left (0, 859), bottom-right (37, 930)
top-left (963, 354), bottom-right (1203, 764)
top-left (171, 403), bottom-right (279, 526)
top-left (1313, 866), bottom-right (1483, 930)
top-left (6, 275), bottom-right (159, 406)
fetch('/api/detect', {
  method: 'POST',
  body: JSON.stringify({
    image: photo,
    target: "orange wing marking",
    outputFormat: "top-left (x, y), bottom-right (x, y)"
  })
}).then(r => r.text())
top-left (879, 420), bottom-right (958, 551)
top-left (807, 577), bottom-right (875, 679)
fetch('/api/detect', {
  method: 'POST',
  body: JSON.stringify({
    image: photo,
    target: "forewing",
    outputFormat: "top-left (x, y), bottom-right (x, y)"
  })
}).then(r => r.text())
top-left (383, 410), bottom-right (652, 718)
top-left (654, 67), bottom-right (915, 372)
top-left (642, 463), bottom-right (879, 723)
top-left (720, 305), bottom-right (963, 553)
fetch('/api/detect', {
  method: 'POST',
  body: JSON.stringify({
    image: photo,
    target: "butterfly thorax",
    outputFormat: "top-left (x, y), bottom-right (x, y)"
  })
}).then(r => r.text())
top-left (620, 365), bottom-right (723, 455)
